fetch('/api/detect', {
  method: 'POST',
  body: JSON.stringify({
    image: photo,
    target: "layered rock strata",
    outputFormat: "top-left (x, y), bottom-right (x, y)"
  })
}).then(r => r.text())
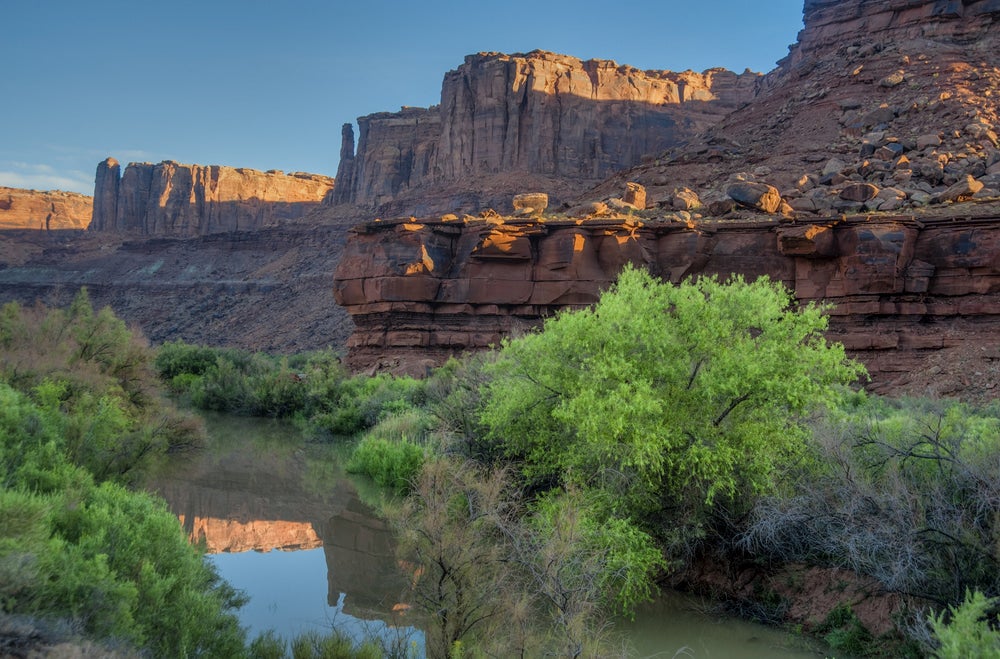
top-left (333, 51), bottom-right (759, 213)
top-left (91, 158), bottom-right (335, 236)
top-left (0, 187), bottom-right (93, 230)
top-left (333, 213), bottom-right (1000, 395)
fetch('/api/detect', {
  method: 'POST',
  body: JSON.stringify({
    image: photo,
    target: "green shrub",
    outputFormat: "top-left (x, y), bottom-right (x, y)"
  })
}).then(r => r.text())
top-left (249, 630), bottom-right (289, 659)
top-left (742, 395), bottom-right (1000, 607)
top-left (930, 590), bottom-right (1000, 658)
top-left (347, 436), bottom-right (426, 494)
top-left (0, 297), bottom-right (242, 655)
top-left (362, 408), bottom-right (434, 444)
top-left (154, 340), bottom-right (220, 380)
top-left (0, 477), bottom-right (246, 655)
top-left (816, 603), bottom-right (874, 656)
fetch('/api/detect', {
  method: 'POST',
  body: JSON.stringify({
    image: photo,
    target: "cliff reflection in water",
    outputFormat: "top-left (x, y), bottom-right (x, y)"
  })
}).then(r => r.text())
top-left (145, 414), bottom-right (411, 629)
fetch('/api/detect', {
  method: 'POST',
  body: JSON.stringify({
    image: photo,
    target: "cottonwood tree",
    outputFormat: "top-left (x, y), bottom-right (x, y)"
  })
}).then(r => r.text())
top-left (480, 266), bottom-right (865, 535)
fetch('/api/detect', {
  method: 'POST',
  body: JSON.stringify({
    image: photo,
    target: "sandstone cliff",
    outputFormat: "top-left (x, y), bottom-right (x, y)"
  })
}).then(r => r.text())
top-left (333, 213), bottom-right (1000, 399)
top-left (91, 158), bottom-right (335, 236)
top-left (333, 51), bottom-right (759, 214)
top-left (0, 187), bottom-right (92, 230)
top-left (331, 0), bottom-right (1000, 400)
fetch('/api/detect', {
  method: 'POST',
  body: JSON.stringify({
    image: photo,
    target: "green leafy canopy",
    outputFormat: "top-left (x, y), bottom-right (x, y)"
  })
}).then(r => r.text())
top-left (481, 265), bottom-right (866, 515)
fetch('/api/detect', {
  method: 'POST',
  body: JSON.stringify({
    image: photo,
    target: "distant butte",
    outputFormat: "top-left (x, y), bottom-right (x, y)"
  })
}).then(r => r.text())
top-left (331, 50), bottom-right (759, 217)
top-left (0, 187), bottom-right (92, 230)
top-left (91, 158), bottom-right (335, 236)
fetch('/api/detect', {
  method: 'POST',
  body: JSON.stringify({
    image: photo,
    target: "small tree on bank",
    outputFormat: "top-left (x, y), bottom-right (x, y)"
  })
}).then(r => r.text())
top-left (481, 266), bottom-right (866, 538)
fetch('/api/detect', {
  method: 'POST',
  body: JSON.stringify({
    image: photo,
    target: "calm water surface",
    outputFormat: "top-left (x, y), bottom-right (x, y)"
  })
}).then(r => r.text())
top-left (145, 413), bottom-right (826, 658)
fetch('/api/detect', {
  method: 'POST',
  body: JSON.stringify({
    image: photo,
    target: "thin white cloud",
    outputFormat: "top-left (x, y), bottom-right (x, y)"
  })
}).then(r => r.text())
top-left (10, 162), bottom-right (57, 174)
top-left (0, 170), bottom-right (92, 194)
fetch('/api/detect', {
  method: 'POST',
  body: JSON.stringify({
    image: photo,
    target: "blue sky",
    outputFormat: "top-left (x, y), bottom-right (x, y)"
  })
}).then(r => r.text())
top-left (1, 1), bottom-right (804, 195)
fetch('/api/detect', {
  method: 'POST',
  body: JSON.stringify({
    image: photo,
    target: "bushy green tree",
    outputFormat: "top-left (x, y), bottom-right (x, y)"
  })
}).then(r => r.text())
top-left (0, 382), bottom-right (246, 656)
top-left (930, 590), bottom-right (1000, 658)
top-left (481, 266), bottom-right (865, 525)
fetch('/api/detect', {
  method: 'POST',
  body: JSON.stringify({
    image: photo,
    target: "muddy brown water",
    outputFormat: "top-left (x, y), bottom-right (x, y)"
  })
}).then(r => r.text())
top-left (144, 413), bottom-right (827, 657)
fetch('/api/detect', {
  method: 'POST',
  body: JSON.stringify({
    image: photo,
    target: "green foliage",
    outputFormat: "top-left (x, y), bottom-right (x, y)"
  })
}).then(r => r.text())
top-left (392, 458), bottom-right (516, 658)
top-left (0, 296), bottom-right (243, 655)
top-left (248, 628), bottom-right (386, 659)
top-left (391, 458), bottom-right (640, 657)
top-left (0, 292), bottom-right (204, 482)
top-left (347, 435), bottom-right (426, 494)
top-left (250, 631), bottom-right (290, 659)
top-left (930, 590), bottom-right (1000, 658)
top-left (422, 354), bottom-right (498, 463)
top-left (0, 456), bottom-right (246, 655)
top-left (743, 394), bottom-right (1000, 606)
top-left (528, 490), bottom-right (665, 617)
top-left (815, 603), bottom-right (874, 656)
top-left (154, 340), bottom-right (220, 380)
top-left (480, 266), bottom-right (864, 529)
top-left (156, 343), bottom-right (426, 436)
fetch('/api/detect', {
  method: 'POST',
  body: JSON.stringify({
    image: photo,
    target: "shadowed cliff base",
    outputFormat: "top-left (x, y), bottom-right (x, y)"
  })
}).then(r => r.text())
top-left (0, 222), bottom-right (358, 354)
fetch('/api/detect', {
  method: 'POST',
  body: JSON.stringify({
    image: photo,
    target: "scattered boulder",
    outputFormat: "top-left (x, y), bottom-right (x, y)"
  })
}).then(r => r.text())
top-left (789, 196), bottom-right (818, 212)
top-left (879, 70), bottom-right (906, 87)
top-left (916, 133), bottom-right (942, 149)
top-left (703, 191), bottom-right (736, 216)
top-left (727, 181), bottom-right (782, 214)
top-left (822, 158), bottom-right (848, 177)
top-left (565, 201), bottom-right (611, 217)
top-left (840, 183), bottom-right (880, 202)
top-left (512, 192), bottom-right (548, 216)
top-left (861, 105), bottom-right (896, 128)
top-left (935, 175), bottom-right (984, 203)
top-left (624, 182), bottom-right (647, 209)
top-left (671, 187), bottom-right (702, 211)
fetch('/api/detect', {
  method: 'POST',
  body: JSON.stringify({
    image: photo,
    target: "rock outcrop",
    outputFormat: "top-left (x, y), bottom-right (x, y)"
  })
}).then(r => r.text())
top-left (333, 212), bottom-right (1000, 397)
top-left (590, 0), bottom-right (1000, 221)
top-left (333, 51), bottom-right (759, 214)
top-left (90, 158), bottom-right (335, 236)
top-left (0, 187), bottom-right (92, 230)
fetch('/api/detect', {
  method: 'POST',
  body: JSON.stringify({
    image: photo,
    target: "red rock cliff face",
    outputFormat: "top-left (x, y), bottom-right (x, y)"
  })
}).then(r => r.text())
top-left (333, 213), bottom-right (1000, 393)
top-left (90, 158), bottom-right (335, 236)
top-left (0, 187), bottom-right (92, 230)
top-left (333, 51), bottom-right (759, 213)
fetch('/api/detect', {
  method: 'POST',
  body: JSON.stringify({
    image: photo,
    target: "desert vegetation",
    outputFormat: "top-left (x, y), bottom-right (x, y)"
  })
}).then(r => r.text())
top-left (0, 293), bottom-right (403, 658)
top-left (0, 291), bottom-right (246, 656)
top-left (11, 271), bottom-right (998, 657)
top-left (316, 267), bottom-right (998, 657)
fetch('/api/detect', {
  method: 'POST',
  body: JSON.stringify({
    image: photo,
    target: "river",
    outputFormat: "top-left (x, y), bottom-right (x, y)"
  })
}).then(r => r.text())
top-left (144, 413), bottom-right (827, 657)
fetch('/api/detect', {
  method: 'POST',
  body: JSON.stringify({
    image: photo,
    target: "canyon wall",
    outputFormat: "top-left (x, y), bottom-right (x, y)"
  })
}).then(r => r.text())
top-left (333, 214), bottom-right (1000, 396)
top-left (793, 0), bottom-right (1000, 59)
top-left (91, 158), bottom-right (335, 236)
top-left (0, 222), bottom-right (355, 354)
top-left (0, 187), bottom-right (92, 230)
top-left (333, 51), bottom-right (759, 212)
